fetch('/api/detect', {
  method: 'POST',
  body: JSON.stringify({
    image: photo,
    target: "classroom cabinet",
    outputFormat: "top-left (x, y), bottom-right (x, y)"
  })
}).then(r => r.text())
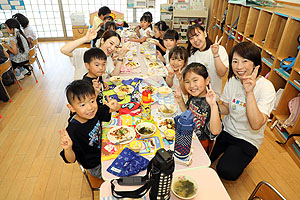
top-left (209, 0), bottom-right (300, 167)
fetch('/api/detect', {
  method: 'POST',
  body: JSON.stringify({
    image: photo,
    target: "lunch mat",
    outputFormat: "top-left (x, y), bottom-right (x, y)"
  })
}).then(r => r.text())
top-left (101, 114), bottom-right (164, 161)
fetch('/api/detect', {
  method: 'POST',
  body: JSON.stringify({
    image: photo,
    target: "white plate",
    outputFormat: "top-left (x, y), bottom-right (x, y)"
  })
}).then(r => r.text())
top-left (124, 61), bottom-right (140, 69)
top-left (107, 126), bottom-right (136, 144)
top-left (114, 85), bottom-right (134, 94)
top-left (157, 118), bottom-right (175, 133)
top-left (148, 62), bottom-right (162, 68)
top-left (139, 84), bottom-right (158, 95)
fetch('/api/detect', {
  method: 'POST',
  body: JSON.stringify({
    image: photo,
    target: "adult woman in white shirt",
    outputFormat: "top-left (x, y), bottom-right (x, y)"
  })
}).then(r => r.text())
top-left (187, 24), bottom-right (229, 98)
top-left (210, 42), bottom-right (276, 181)
top-left (61, 27), bottom-right (128, 80)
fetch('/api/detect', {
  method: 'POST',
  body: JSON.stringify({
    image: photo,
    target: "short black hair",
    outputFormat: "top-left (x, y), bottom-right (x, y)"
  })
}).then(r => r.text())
top-left (104, 15), bottom-right (113, 21)
top-left (143, 12), bottom-right (153, 22)
top-left (169, 46), bottom-right (189, 67)
top-left (104, 21), bottom-right (117, 31)
top-left (187, 24), bottom-right (213, 56)
top-left (98, 6), bottom-right (111, 17)
top-left (155, 21), bottom-right (169, 32)
top-left (12, 13), bottom-right (29, 28)
top-left (182, 62), bottom-right (208, 80)
top-left (163, 29), bottom-right (179, 41)
top-left (228, 42), bottom-right (262, 79)
top-left (101, 30), bottom-right (121, 44)
top-left (66, 80), bottom-right (95, 104)
top-left (83, 47), bottom-right (107, 63)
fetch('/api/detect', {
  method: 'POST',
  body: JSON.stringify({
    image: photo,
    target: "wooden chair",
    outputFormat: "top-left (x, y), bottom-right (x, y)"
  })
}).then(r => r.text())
top-left (0, 59), bottom-right (22, 102)
top-left (32, 39), bottom-right (45, 63)
top-left (27, 47), bottom-right (40, 83)
top-left (248, 181), bottom-right (287, 200)
top-left (32, 39), bottom-right (45, 76)
top-left (78, 164), bottom-right (103, 200)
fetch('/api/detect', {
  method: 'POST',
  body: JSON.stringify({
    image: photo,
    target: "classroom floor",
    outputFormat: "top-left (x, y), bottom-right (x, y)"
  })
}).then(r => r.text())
top-left (0, 42), bottom-right (299, 200)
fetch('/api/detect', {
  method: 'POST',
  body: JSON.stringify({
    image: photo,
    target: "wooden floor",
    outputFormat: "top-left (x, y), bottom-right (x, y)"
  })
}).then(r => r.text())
top-left (0, 42), bottom-right (299, 200)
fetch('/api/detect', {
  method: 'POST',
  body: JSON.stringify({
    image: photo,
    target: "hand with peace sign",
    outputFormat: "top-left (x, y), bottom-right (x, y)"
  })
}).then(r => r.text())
top-left (104, 96), bottom-right (121, 112)
top-left (119, 41), bottom-right (131, 58)
top-left (85, 22), bottom-right (101, 42)
top-left (205, 83), bottom-right (217, 106)
top-left (164, 65), bottom-right (175, 78)
top-left (92, 77), bottom-right (101, 95)
top-left (241, 66), bottom-right (260, 93)
top-left (58, 129), bottom-right (73, 150)
top-left (174, 85), bottom-right (184, 104)
top-left (174, 67), bottom-right (184, 82)
top-left (211, 35), bottom-right (223, 57)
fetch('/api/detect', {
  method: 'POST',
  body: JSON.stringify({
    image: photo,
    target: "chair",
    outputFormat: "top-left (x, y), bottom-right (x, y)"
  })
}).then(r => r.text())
top-left (27, 47), bottom-right (40, 83)
top-left (248, 181), bottom-right (287, 200)
top-left (32, 39), bottom-right (45, 63)
top-left (0, 59), bottom-right (22, 102)
top-left (78, 164), bottom-right (102, 200)
top-left (32, 39), bottom-right (45, 75)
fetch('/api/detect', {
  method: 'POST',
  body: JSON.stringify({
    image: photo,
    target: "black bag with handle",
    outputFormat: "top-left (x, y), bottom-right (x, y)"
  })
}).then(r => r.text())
top-left (111, 148), bottom-right (175, 200)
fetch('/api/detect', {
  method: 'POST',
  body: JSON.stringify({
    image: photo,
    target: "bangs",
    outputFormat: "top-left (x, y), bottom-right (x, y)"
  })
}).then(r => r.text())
top-left (170, 52), bottom-right (184, 60)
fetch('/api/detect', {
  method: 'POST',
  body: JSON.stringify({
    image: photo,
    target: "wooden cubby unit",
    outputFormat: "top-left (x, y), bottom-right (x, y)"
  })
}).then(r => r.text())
top-left (264, 13), bottom-right (288, 56)
top-left (253, 10), bottom-right (272, 48)
top-left (209, 0), bottom-right (300, 167)
top-left (244, 7), bottom-right (260, 41)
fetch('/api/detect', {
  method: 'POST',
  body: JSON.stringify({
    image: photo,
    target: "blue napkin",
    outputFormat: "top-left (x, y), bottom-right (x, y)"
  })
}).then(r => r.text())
top-left (107, 147), bottom-right (149, 177)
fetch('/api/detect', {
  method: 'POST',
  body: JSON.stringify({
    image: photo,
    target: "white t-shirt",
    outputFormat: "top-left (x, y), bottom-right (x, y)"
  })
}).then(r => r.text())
top-left (139, 27), bottom-right (151, 39)
top-left (221, 77), bottom-right (276, 149)
top-left (24, 26), bottom-right (37, 41)
top-left (164, 49), bottom-right (170, 65)
top-left (104, 56), bottom-right (115, 79)
top-left (188, 45), bottom-right (229, 98)
top-left (69, 47), bottom-right (89, 79)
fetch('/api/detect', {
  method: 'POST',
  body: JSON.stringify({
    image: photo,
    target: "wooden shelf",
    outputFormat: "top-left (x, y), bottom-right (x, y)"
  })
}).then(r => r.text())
top-left (173, 9), bottom-right (208, 18)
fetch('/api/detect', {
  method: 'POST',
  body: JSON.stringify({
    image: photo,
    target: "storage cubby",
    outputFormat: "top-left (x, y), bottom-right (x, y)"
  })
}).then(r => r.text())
top-left (244, 7), bottom-right (260, 40)
top-left (253, 10), bottom-right (272, 48)
top-left (237, 6), bottom-right (250, 34)
top-left (276, 18), bottom-right (300, 61)
top-left (209, 0), bottom-right (300, 167)
top-left (217, 0), bottom-right (224, 21)
top-left (230, 4), bottom-right (241, 29)
top-left (264, 13), bottom-right (288, 56)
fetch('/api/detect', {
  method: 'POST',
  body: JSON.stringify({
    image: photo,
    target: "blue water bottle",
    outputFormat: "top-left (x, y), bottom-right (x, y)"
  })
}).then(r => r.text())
top-left (174, 109), bottom-right (195, 159)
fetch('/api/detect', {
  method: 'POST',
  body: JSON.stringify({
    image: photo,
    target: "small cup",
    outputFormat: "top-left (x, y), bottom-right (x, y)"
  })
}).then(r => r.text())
top-left (165, 129), bottom-right (175, 141)
top-left (129, 141), bottom-right (142, 153)
top-left (140, 48), bottom-right (144, 54)
top-left (128, 55), bottom-right (133, 61)
top-left (132, 50), bottom-right (137, 55)
top-left (145, 53), bottom-right (151, 59)
top-left (117, 92), bottom-right (126, 100)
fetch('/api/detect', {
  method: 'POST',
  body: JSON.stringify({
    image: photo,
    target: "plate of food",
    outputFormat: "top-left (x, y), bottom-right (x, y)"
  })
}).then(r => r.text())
top-left (157, 118), bottom-right (175, 132)
top-left (148, 62), bottom-right (162, 68)
top-left (139, 85), bottom-right (157, 95)
top-left (107, 126), bottom-right (136, 144)
top-left (114, 85), bottom-right (134, 94)
top-left (125, 61), bottom-right (140, 68)
top-left (171, 175), bottom-right (198, 199)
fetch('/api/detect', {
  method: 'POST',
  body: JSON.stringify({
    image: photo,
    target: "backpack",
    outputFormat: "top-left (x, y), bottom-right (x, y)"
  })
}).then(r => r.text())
top-left (2, 69), bottom-right (15, 86)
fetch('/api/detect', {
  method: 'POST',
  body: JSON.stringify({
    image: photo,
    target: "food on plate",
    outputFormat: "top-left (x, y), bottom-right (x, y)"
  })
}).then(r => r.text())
top-left (173, 178), bottom-right (197, 199)
top-left (140, 85), bottom-right (157, 94)
top-left (138, 127), bottom-right (153, 135)
top-left (125, 61), bottom-right (138, 68)
top-left (158, 86), bottom-right (172, 97)
top-left (110, 76), bottom-right (122, 85)
top-left (116, 85), bottom-right (134, 94)
top-left (159, 118), bottom-right (175, 131)
top-left (148, 62), bottom-right (161, 68)
top-left (164, 129), bottom-right (175, 140)
top-left (109, 127), bottom-right (130, 140)
top-left (145, 53), bottom-right (151, 59)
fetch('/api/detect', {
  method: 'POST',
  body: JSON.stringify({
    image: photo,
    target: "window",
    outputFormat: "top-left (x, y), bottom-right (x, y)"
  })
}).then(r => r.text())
top-left (0, 0), bottom-right (167, 38)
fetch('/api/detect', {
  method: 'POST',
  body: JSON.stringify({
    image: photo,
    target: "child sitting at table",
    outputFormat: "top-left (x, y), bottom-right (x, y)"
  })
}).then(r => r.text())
top-left (174, 62), bottom-right (222, 154)
top-left (165, 46), bottom-right (188, 95)
top-left (129, 14), bottom-right (152, 43)
top-left (82, 47), bottom-right (108, 105)
top-left (59, 80), bottom-right (120, 188)
top-left (156, 29), bottom-right (179, 65)
top-left (94, 21), bottom-right (117, 48)
top-left (147, 21), bottom-right (168, 56)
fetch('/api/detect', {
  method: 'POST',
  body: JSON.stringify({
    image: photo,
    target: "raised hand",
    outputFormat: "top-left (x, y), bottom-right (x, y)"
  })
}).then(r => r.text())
top-left (104, 96), bottom-right (121, 112)
top-left (92, 77), bottom-right (101, 95)
top-left (120, 41), bottom-right (130, 57)
top-left (165, 65), bottom-right (175, 78)
top-left (174, 85), bottom-right (183, 104)
top-left (242, 66), bottom-right (260, 93)
top-left (205, 83), bottom-right (217, 106)
top-left (103, 82), bottom-right (109, 91)
top-left (156, 50), bottom-right (163, 60)
top-left (175, 67), bottom-right (184, 81)
top-left (211, 35), bottom-right (223, 56)
top-left (58, 129), bottom-right (73, 150)
top-left (85, 22), bottom-right (101, 41)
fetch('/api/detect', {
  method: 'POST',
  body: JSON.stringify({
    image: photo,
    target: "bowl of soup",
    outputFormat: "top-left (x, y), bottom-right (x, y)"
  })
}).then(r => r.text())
top-left (135, 122), bottom-right (156, 138)
top-left (110, 76), bottom-right (122, 85)
top-left (158, 104), bottom-right (177, 117)
top-left (158, 86), bottom-right (172, 97)
top-left (171, 175), bottom-right (198, 199)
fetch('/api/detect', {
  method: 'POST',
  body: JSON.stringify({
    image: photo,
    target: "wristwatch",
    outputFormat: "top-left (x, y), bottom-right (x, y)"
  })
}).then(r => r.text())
top-left (117, 57), bottom-right (123, 62)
